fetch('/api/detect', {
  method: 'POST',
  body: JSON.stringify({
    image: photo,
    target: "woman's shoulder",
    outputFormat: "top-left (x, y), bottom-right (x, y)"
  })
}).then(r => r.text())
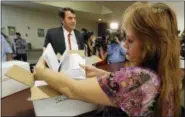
top-left (115, 67), bottom-right (160, 83)
top-left (98, 66), bottom-right (161, 116)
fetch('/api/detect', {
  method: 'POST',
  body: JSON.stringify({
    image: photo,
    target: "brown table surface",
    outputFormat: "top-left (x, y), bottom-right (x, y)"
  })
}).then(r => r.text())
top-left (2, 62), bottom-right (125, 116)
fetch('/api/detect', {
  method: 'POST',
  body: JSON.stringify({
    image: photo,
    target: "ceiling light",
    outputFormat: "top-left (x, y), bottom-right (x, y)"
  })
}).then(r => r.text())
top-left (98, 18), bottom-right (102, 21)
top-left (110, 22), bottom-right (118, 30)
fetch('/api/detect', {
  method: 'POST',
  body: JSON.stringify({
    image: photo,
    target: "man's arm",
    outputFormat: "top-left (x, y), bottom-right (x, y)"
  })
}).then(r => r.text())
top-left (44, 29), bottom-right (51, 47)
top-left (79, 32), bottom-right (84, 50)
top-left (23, 39), bottom-right (28, 51)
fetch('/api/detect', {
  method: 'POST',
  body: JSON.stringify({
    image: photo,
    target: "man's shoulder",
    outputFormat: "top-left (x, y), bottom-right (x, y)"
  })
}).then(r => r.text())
top-left (74, 29), bottom-right (82, 35)
top-left (47, 27), bottom-right (62, 33)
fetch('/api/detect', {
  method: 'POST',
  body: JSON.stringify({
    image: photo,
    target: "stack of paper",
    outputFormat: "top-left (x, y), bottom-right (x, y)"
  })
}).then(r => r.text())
top-left (42, 43), bottom-right (86, 80)
top-left (60, 54), bottom-right (86, 79)
top-left (42, 43), bottom-right (60, 72)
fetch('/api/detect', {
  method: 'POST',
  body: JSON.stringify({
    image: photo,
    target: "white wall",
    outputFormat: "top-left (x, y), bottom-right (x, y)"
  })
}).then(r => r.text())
top-left (2, 5), bottom-right (98, 49)
top-left (37, 1), bottom-right (103, 14)
top-left (164, 1), bottom-right (184, 35)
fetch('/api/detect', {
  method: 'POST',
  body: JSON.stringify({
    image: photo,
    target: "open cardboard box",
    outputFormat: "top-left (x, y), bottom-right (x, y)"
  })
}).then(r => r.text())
top-left (5, 65), bottom-right (60, 100)
top-left (1, 61), bottom-right (30, 98)
top-left (5, 50), bottom-right (102, 116)
top-left (5, 50), bottom-right (102, 101)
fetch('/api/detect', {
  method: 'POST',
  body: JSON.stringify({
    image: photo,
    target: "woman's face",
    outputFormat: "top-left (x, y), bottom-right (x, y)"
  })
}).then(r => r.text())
top-left (123, 28), bottom-right (143, 63)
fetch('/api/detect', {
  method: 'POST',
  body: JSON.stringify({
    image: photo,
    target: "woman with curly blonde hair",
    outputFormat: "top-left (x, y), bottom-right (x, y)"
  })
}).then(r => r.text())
top-left (34, 2), bottom-right (181, 117)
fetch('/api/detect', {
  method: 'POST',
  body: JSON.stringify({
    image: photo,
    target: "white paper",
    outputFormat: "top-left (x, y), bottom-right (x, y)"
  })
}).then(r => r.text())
top-left (42, 44), bottom-right (86, 79)
top-left (180, 59), bottom-right (184, 68)
top-left (60, 54), bottom-right (86, 80)
top-left (42, 43), bottom-right (59, 72)
top-left (65, 68), bottom-right (85, 80)
top-left (68, 54), bottom-right (85, 70)
top-left (59, 48), bottom-right (68, 65)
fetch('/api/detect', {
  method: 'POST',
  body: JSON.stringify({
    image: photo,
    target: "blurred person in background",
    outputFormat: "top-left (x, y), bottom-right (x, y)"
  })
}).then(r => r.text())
top-left (87, 34), bottom-right (96, 57)
top-left (107, 30), bottom-right (126, 64)
top-left (94, 36), bottom-right (108, 64)
top-left (82, 29), bottom-right (95, 57)
top-left (1, 33), bottom-right (13, 61)
top-left (13, 32), bottom-right (28, 62)
top-left (93, 29), bottom-right (111, 64)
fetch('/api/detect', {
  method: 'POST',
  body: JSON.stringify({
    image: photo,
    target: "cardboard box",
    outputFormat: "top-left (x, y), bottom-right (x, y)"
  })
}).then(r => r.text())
top-left (1, 61), bottom-right (30, 98)
top-left (5, 52), bottom-right (102, 116)
top-left (33, 95), bottom-right (98, 116)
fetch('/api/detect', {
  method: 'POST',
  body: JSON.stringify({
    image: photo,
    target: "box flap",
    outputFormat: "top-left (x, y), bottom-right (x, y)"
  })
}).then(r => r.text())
top-left (5, 65), bottom-right (34, 87)
top-left (68, 50), bottom-right (85, 57)
top-left (30, 85), bottom-right (61, 100)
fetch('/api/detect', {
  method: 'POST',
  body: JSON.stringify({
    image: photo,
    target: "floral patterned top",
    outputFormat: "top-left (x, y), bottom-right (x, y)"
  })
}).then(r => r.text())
top-left (98, 67), bottom-right (166, 116)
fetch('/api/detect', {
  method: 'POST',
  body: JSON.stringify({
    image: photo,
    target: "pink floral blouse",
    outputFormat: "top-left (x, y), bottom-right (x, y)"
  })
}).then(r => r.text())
top-left (98, 67), bottom-right (174, 116)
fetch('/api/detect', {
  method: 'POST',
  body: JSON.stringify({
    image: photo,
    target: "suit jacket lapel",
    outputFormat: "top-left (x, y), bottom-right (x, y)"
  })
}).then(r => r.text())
top-left (74, 30), bottom-right (80, 49)
top-left (59, 26), bottom-right (66, 49)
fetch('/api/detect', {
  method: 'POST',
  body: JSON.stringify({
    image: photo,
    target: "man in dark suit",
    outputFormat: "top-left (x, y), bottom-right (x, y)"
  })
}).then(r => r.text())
top-left (44, 8), bottom-right (84, 55)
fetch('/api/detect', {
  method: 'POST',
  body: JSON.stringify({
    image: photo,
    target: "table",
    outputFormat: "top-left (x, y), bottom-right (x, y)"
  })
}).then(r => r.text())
top-left (2, 89), bottom-right (35, 116)
top-left (1, 62), bottom-right (125, 116)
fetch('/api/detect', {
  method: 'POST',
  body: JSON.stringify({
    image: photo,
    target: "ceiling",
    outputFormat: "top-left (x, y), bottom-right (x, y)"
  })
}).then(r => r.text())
top-left (2, 1), bottom-right (136, 23)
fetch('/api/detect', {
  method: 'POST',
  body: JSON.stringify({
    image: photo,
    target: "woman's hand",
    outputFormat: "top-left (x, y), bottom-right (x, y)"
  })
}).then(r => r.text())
top-left (34, 57), bottom-right (47, 80)
top-left (36, 57), bottom-right (47, 69)
top-left (80, 64), bottom-right (109, 78)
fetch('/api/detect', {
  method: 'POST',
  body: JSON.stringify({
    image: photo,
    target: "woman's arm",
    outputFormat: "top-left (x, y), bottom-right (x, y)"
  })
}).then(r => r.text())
top-left (34, 67), bottom-right (116, 107)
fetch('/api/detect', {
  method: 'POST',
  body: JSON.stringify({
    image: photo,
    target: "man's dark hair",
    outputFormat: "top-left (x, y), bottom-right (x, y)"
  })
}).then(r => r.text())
top-left (58, 7), bottom-right (75, 20)
top-left (16, 32), bottom-right (21, 36)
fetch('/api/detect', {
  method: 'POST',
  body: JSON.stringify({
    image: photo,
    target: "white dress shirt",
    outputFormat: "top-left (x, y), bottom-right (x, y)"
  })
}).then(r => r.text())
top-left (63, 27), bottom-right (78, 50)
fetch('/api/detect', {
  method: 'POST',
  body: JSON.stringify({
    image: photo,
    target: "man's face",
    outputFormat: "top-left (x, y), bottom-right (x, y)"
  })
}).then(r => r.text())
top-left (63, 11), bottom-right (76, 31)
